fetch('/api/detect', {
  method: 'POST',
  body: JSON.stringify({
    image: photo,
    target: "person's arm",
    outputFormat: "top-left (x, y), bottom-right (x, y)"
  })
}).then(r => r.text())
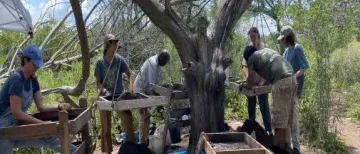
top-left (244, 56), bottom-right (257, 89)
top-left (94, 60), bottom-right (109, 95)
top-left (295, 46), bottom-right (310, 78)
top-left (245, 69), bottom-right (256, 89)
top-left (120, 57), bottom-right (134, 93)
top-left (242, 66), bottom-right (249, 78)
top-left (10, 95), bottom-right (44, 124)
top-left (126, 69), bottom-right (134, 93)
top-left (241, 58), bottom-right (249, 78)
top-left (34, 91), bottom-right (58, 112)
top-left (31, 79), bottom-right (58, 112)
top-left (295, 69), bottom-right (307, 78)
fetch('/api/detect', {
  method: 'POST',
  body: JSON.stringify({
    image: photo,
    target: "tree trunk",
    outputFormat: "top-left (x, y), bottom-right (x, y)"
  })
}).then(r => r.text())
top-left (133, 0), bottom-right (252, 153)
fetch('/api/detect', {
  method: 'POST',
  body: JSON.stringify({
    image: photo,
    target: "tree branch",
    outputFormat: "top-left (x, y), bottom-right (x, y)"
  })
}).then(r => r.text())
top-left (208, 0), bottom-right (253, 50)
top-left (250, 4), bottom-right (277, 21)
top-left (133, 0), bottom-right (196, 63)
top-left (62, 0), bottom-right (90, 96)
top-left (5, 37), bottom-right (31, 77)
top-left (61, 93), bottom-right (79, 108)
top-left (39, 9), bottom-right (74, 51)
top-left (170, 0), bottom-right (198, 6)
top-left (188, 0), bottom-right (210, 22)
top-left (44, 0), bottom-right (102, 66)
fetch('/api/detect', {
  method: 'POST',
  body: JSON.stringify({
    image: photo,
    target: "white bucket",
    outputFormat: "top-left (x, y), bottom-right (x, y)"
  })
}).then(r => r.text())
top-left (149, 135), bottom-right (164, 154)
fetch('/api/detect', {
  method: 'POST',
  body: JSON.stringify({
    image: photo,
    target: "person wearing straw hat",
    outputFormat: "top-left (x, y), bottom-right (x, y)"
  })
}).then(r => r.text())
top-left (278, 25), bottom-right (309, 154)
top-left (94, 34), bottom-right (135, 143)
top-left (0, 45), bottom-right (76, 153)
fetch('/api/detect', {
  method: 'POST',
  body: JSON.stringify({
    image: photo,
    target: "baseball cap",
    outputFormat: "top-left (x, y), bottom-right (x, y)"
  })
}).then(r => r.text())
top-left (18, 45), bottom-right (44, 68)
top-left (277, 25), bottom-right (294, 40)
top-left (104, 34), bottom-right (118, 43)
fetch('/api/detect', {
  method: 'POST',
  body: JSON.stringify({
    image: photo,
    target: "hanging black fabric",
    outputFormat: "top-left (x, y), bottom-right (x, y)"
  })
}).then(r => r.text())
top-left (118, 141), bottom-right (154, 154)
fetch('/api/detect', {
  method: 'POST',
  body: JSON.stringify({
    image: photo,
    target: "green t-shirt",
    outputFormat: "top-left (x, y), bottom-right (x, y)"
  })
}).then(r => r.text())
top-left (247, 48), bottom-right (294, 84)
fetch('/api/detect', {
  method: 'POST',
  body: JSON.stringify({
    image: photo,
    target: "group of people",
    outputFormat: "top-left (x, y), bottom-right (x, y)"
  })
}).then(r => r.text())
top-left (0, 34), bottom-right (170, 153)
top-left (242, 26), bottom-right (309, 154)
top-left (94, 34), bottom-right (170, 147)
top-left (0, 25), bottom-right (307, 154)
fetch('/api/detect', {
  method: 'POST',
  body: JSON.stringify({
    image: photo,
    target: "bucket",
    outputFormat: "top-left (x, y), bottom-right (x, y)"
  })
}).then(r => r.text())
top-left (115, 131), bottom-right (139, 144)
top-left (149, 135), bottom-right (164, 154)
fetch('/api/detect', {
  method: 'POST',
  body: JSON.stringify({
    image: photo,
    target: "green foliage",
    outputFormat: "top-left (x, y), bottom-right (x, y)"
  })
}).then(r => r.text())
top-left (330, 41), bottom-right (360, 88)
top-left (319, 132), bottom-right (351, 154)
top-left (225, 90), bottom-right (247, 120)
top-left (344, 82), bottom-right (360, 121)
top-left (159, 38), bottom-right (182, 84)
top-left (0, 31), bottom-right (26, 56)
top-left (286, 1), bottom-right (358, 151)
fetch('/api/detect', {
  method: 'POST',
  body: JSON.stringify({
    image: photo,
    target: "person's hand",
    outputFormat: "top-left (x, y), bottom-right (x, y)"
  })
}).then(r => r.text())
top-left (239, 83), bottom-right (246, 91)
top-left (258, 78), bottom-right (266, 86)
top-left (58, 103), bottom-right (73, 111)
top-left (129, 86), bottom-right (134, 94)
top-left (99, 89), bottom-right (111, 96)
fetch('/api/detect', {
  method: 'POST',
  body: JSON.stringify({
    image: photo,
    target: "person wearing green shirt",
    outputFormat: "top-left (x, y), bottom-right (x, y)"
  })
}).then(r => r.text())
top-left (242, 46), bottom-right (297, 151)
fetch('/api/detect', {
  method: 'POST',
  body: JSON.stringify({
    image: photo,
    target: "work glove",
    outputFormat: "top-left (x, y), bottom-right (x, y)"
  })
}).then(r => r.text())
top-left (58, 103), bottom-right (73, 111)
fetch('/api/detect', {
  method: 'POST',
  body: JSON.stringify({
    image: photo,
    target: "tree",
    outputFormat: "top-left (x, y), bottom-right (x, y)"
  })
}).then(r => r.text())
top-left (132, 0), bottom-right (252, 152)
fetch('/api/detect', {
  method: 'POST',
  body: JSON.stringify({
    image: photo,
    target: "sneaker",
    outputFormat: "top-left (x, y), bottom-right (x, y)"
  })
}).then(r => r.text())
top-left (292, 147), bottom-right (301, 154)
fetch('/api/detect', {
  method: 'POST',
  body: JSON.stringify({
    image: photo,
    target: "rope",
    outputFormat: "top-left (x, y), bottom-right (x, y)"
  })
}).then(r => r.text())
top-left (261, 13), bottom-right (280, 52)
top-left (111, 58), bottom-right (123, 102)
top-left (260, 13), bottom-right (266, 44)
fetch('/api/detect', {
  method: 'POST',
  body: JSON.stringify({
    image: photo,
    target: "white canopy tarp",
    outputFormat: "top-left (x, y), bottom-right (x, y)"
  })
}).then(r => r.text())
top-left (0, 0), bottom-right (32, 34)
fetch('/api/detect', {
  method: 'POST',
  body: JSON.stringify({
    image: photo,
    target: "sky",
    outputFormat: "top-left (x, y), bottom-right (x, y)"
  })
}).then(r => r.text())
top-left (20, 0), bottom-right (278, 36)
top-left (21, 0), bottom-right (95, 26)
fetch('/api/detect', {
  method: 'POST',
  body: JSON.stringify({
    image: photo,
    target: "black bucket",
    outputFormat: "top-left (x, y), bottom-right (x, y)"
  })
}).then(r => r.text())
top-left (169, 128), bottom-right (181, 143)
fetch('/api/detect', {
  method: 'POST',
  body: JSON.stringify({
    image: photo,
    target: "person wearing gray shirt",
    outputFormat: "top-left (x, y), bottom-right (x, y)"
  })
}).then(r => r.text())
top-left (134, 50), bottom-right (170, 146)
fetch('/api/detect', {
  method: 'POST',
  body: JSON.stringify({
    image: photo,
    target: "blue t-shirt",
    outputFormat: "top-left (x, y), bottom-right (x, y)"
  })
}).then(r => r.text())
top-left (94, 54), bottom-right (129, 94)
top-left (283, 43), bottom-right (309, 98)
top-left (0, 71), bottom-right (40, 114)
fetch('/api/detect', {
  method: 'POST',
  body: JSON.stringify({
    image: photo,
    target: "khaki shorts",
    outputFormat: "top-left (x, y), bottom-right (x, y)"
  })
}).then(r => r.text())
top-left (271, 76), bottom-right (298, 128)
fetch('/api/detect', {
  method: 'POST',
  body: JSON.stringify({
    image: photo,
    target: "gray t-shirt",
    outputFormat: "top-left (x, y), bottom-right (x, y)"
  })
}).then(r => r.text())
top-left (94, 54), bottom-right (129, 94)
top-left (134, 55), bottom-right (160, 93)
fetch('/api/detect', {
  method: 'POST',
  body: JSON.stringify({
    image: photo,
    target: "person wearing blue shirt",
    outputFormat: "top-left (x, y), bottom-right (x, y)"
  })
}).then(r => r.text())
top-left (0, 45), bottom-right (76, 153)
top-left (94, 34), bottom-right (135, 149)
top-left (278, 25), bottom-right (309, 154)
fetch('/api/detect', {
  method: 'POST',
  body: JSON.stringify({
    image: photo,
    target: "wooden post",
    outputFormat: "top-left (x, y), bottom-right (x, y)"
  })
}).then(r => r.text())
top-left (100, 110), bottom-right (112, 153)
top-left (162, 102), bottom-right (171, 153)
top-left (59, 110), bottom-right (70, 154)
top-left (79, 98), bottom-right (90, 154)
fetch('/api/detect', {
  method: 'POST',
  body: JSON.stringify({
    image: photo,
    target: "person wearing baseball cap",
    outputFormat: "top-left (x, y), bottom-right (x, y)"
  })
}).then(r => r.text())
top-left (278, 25), bottom-right (309, 154)
top-left (0, 45), bottom-right (76, 153)
top-left (94, 34), bottom-right (135, 147)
